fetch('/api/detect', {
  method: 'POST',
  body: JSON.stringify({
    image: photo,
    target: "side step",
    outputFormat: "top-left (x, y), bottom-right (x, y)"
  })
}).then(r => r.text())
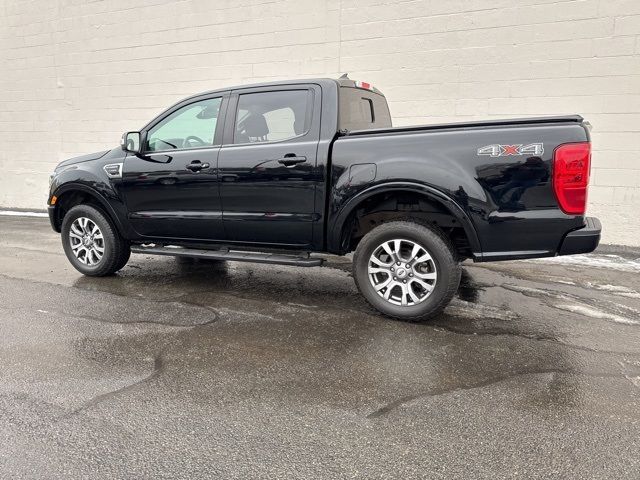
top-left (130, 245), bottom-right (324, 267)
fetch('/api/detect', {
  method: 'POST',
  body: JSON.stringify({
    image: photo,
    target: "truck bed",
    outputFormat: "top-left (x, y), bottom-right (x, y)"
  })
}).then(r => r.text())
top-left (342, 115), bottom-right (585, 136)
top-left (329, 113), bottom-right (591, 259)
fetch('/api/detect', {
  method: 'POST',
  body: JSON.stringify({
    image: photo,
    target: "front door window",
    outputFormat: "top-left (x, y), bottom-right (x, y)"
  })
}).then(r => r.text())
top-left (146, 97), bottom-right (222, 152)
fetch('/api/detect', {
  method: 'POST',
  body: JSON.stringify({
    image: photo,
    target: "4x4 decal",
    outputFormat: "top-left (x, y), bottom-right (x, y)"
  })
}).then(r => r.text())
top-left (477, 143), bottom-right (544, 157)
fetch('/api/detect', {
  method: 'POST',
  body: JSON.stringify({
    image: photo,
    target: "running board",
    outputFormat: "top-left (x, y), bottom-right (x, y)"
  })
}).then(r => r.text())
top-left (130, 245), bottom-right (324, 267)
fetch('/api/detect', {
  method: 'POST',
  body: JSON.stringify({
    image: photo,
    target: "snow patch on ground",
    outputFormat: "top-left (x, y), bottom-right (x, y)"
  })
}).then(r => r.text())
top-left (620, 361), bottom-right (640, 388)
top-left (502, 284), bottom-right (563, 299)
top-left (527, 254), bottom-right (640, 272)
top-left (503, 284), bottom-right (640, 325)
top-left (0, 210), bottom-right (48, 217)
top-left (585, 283), bottom-right (640, 299)
top-left (446, 299), bottom-right (518, 321)
top-left (554, 304), bottom-right (640, 326)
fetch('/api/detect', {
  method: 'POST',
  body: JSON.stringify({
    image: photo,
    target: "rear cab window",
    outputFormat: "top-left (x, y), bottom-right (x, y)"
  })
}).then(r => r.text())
top-left (338, 86), bottom-right (392, 132)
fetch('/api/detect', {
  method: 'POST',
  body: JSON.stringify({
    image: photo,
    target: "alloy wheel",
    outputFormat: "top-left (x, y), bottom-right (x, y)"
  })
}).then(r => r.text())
top-left (69, 217), bottom-right (105, 266)
top-left (367, 238), bottom-right (438, 306)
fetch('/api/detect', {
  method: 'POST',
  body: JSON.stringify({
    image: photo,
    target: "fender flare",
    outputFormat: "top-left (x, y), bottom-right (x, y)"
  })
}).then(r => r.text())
top-left (327, 182), bottom-right (481, 254)
top-left (51, 182), bottom-right (128, 236)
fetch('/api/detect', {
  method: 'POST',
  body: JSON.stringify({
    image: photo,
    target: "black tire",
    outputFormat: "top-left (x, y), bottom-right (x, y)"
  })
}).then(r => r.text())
top-left (61, 204), bottom-right (130, 276)
top-left (113, 246), bottom-right (132, 272)
top-left (353, 220), bottom-right (461, 322)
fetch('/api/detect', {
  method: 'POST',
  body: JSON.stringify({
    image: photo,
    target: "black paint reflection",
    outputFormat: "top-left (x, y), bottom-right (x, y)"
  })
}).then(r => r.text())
top-left (476, 157), bottom-right (548, 212)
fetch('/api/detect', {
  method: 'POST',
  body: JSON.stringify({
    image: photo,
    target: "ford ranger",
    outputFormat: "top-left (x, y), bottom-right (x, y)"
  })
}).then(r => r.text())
top-left (47, 76), bottom-right (601, 321)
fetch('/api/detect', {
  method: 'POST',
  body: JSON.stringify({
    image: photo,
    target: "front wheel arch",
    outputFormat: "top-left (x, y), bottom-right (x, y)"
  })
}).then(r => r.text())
top-left (51, 184), bottom-right (126, 237)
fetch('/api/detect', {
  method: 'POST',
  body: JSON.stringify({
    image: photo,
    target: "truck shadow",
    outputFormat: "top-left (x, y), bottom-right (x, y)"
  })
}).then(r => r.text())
top-left (72, 256), bottom-right (491, 321)
top-left (67, 257), bottom-right (596, 421)
top-left (68, 256), bottom-right (627, 421)
top-left (70, 255), bottom-right (543, 346)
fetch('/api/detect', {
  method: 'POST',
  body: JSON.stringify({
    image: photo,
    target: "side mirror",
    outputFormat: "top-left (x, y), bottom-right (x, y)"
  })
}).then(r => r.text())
top-left (121, 131), bottom-right (141, 153)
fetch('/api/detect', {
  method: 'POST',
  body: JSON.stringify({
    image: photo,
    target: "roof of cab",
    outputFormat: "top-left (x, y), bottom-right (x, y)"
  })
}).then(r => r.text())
top-left (141, 77), bottom-right (384, 131)
top-left (182, 76), bottom-right (384, 102)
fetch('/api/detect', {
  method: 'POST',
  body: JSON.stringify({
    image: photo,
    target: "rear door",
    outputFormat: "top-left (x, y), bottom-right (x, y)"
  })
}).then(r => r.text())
top-left (121, 94), bottom-right (228, 240)
top-left (217, 85), bottom-right (322, 247)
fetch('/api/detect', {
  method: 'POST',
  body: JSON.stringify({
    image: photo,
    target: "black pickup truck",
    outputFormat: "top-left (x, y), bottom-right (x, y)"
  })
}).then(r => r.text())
top-left (47, 76), bottom-right (600, 321)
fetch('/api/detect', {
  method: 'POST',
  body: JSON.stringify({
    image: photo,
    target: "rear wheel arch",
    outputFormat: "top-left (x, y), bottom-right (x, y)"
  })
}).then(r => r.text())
top-left (330, 184), bottom-right (481, 257)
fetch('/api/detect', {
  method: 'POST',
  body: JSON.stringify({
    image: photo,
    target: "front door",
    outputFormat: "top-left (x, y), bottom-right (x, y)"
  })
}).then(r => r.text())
top-left (121, 95), bottom-right (227, 240)
top-left (217, 86), bottom-right (322, 247)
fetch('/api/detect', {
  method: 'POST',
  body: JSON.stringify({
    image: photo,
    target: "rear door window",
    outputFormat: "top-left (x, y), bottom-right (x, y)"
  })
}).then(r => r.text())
top-left (233, 90), bottom-right (312, 144)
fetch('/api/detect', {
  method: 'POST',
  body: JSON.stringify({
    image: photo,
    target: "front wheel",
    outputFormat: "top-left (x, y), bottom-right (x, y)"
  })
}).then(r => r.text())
top-left (61, 204), bottom-right (130, 276)
top-left (353, 220), bottom-right (461, 322)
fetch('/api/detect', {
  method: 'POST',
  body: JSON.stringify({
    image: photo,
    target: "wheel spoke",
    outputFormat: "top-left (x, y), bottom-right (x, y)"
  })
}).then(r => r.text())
top-left (400, 284), bottom-right (408, 306)
top-left (368, 267), bottom-right (389, 275)
top-left (383, 282), bottom-right (396, 300)
top-left (370, 256), bottom-right (393, 268)
top-left (381, 241), bottom-right (395, 259)
top-left (415, 252), bottom-right (433, 263)
top-left (414, 270), bottom-right (437, 280)
top-left (393, 240), bottom-right (402, 260)
top-left (410, 243), bottom-right (421, 261)
top-left (407, 285), bottom-right (421, 304)
top-left (374, 276), bottom-right (393, 292)
top-left (411, 278), bottom-right (434, 292)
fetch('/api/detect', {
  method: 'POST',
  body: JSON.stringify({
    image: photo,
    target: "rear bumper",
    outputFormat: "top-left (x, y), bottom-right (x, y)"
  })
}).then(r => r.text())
top-left (558, 216), bottom-right (601, 256)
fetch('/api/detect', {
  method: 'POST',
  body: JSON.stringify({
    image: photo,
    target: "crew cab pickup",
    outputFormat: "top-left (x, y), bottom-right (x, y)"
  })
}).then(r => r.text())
top-left (48, 76), bottom-right (601, 321)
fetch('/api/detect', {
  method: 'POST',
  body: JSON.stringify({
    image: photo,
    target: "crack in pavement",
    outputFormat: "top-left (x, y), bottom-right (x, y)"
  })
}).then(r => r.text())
top-left (1, 272), bottom-right (214, 307)
top-left (367, 369), bottom-right (625, 419)
top-left (2, 306), bottom-right (219, 329)
top-left (428, 322), bottom-right (640, 357)
top-left (68, 354), bottom-right (165, 416)
top-left (1, 244), bottom-right (62, 255)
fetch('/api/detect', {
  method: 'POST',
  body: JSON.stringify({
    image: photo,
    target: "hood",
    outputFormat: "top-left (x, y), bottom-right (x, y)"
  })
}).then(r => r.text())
top-left (55, 149), bottom-right (111, 170)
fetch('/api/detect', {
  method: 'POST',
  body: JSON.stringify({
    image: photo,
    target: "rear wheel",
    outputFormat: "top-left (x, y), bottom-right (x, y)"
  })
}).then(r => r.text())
top-left (353, 220), bottom-right (461, 321)
top-left (61, 204), bottom-right (130, 276)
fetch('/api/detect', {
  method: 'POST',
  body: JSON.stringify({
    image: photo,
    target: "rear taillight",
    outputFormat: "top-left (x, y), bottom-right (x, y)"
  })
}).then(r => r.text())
top-left (553, 142), bottom-right (591, 215)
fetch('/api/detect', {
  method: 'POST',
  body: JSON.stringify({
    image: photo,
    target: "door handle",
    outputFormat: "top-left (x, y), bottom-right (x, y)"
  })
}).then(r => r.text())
top-left (186, 161), bottom-right (209, 172)
top-left (277, 155), bottom-right (307, 167)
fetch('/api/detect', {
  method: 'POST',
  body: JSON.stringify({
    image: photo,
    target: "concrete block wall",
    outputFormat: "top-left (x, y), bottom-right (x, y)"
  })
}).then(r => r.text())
top-left (1, 0), bottom-right (638, 245)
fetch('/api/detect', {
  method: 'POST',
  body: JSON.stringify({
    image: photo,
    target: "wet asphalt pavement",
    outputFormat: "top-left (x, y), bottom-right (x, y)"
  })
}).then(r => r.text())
top-left (1, 216), bottom-right (639, 479)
